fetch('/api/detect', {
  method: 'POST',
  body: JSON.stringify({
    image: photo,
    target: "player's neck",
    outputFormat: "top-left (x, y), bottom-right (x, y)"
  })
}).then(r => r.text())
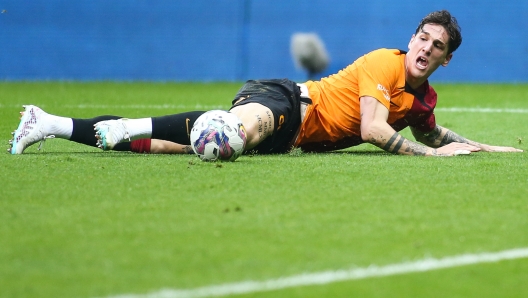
top-left (405, 79), bottom-right (427, 93)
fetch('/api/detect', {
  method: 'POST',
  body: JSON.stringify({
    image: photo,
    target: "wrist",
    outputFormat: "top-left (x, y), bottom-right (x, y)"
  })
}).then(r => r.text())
top-left (426, 148), bottom-right (437, 156)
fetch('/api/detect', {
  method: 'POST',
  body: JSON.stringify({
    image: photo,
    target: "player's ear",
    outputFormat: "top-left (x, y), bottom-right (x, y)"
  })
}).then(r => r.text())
top-left (408, 34), bottom-right (416, 50)
top-left (442, 53), bottom-right (453, 67)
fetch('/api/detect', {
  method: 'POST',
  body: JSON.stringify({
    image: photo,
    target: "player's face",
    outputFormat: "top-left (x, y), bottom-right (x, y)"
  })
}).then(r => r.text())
top-left (406, 23), bottom-right (453, 89)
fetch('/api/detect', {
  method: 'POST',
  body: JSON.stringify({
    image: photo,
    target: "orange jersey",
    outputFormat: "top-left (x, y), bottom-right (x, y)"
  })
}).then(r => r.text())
top-left (295, 48), bottom-right (437, 152)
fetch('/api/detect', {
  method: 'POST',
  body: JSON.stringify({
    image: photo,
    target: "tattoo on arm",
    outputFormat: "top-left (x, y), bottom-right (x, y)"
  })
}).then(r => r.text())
top-left (439, 130), bottom-right (470, 146)
top-left (383, 134), bottom-right (406, 153)
top-left (183, 145), bottom-right (194, 154)
top-left (393, 137), bottom-right (405, 153)
top-left (382, 134), bottom-right (398, 151)
top-left (417, 126), bottom-right (442, 145)
top-left (403, 140), bottom-right (429, 156)
top-left (381, 132), bottom-right (431, 155)
top-left (415, 125), bottom-right (481, 149)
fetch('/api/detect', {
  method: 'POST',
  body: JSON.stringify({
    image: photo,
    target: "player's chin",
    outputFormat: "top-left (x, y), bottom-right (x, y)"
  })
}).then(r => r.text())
top-left (408, 67), bottom-right (429, 81)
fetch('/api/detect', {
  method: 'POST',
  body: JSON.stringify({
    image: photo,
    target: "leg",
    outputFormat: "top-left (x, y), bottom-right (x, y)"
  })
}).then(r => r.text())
top-left (134, 107), bottom-right (275, 154)
top-left (71, 116), bottom-right (121, 146)
top-left (129, 105), bottom-right (275, 155)
top-left (9, 105), bottom-right (125, 154)
top-left (150, 139), bottom-right (193, 154)
top-left (94, 111), bottom-right (205, 151)
top-left (230, 103), bottom-right (275, 150)
top-left (227, 79), bottom-right (302, 154)
top-left (94, 79), bottom-right (301, 154)
top-left (120, 107), bottom-right (263, 155)
top-left (151, 112), bottom-right (205, 144)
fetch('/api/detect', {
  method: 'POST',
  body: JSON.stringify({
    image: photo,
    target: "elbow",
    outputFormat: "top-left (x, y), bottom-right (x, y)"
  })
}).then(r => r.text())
top-left (360, 122), bottom-right (382, 143)
top-left (360, 129), bottom-right (371, 143)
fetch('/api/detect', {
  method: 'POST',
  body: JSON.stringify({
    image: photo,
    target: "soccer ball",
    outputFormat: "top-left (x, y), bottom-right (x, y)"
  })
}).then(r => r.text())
top-left (190, 110), bottom-right (247, 162)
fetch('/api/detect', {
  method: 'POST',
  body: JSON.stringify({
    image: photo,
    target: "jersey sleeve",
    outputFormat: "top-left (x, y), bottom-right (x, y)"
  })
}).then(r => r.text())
top-left (407, 84), bottom-right (438, 132)
top-left (357, 49), bottom-right (402, 110)
top-left (411, 112), bottom-right (436, 132)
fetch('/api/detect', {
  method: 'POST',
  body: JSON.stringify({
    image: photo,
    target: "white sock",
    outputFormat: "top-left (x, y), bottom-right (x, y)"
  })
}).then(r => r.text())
top-left (124, 118), bottom-right (152, 140)
top-left (43, 113), bottom-right (73, 139)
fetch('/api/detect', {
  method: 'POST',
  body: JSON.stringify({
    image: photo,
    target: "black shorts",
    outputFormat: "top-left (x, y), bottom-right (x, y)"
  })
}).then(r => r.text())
top-left (229, 79), bottom-right (305, 154)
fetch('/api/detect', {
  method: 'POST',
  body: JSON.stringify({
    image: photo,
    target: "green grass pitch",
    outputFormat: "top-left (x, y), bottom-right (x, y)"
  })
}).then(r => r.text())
top-left (0, 82), bottom-right (527, 298)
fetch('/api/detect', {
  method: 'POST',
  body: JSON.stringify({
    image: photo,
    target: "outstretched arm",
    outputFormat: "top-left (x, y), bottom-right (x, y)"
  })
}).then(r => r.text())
top-left (150, 139), bottom-right (194, 154)
top-left (411, 125), bottom-right (523, 152)
top-left (359, 96), bottom-right (481, 156)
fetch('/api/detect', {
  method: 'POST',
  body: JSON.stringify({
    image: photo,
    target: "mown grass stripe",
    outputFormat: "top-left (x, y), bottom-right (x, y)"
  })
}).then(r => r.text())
top-left (0, 104), bottom-right (230, 110)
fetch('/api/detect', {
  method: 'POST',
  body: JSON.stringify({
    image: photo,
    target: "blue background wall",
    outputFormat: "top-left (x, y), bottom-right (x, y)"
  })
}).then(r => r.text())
top-left (0, 0), bottom-right (527, 82)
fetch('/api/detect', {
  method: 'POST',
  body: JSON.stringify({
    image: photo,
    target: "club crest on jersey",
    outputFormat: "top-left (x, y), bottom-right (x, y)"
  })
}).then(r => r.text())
top-left (377, 84), bottom-right (390, 101)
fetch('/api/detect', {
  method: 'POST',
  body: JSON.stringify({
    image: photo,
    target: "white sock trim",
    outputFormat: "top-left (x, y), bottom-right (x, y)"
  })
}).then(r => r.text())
top-left (45, 114), bottom-right (73, 139)
top-left (124, 118), bottom-right (152, 140)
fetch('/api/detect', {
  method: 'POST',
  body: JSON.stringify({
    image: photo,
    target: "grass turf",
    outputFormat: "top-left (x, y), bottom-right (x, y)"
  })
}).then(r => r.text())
top-left (0, 82), bottom-right (527, 298)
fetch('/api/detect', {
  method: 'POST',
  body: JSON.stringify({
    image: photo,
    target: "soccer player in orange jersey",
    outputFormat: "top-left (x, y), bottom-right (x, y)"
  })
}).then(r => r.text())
top-left (9, 10), bottom-right (522, 156)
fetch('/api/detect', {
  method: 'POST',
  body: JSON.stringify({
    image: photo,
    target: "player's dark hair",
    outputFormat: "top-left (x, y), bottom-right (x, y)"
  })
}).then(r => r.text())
top-left (416, 10), bottom-right (462, 55)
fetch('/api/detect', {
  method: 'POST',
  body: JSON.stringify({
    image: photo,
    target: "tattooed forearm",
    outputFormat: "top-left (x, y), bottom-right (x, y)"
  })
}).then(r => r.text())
top-left (393, 137), bottom-right (405, 153)
top-left (412, 126), bottom-right (442, 146)
top-left (403, 140), bottom-right (429, 155)
top-left (183, 145), bottom-right (194, 154)
top-left (379, 132), bottom-right (430, 155)
top-left (382, 133), bottom-right (398, 151)
top-left (439, 130), bottom-right (474, 146)
top-left (413, 125), bottom-right (481, 149)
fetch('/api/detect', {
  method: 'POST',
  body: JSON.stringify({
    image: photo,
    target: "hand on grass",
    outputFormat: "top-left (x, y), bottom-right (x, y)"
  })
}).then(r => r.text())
top-left (478, 144), bottom-right (524, 153)
top-left (434, 142), bottom-right (481, 156)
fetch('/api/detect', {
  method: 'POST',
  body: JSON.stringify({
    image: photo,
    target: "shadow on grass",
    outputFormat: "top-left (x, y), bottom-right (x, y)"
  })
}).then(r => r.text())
top-left (18, 149), bottom-right (392, 157)
top-left (287, 149), bottom-right (391, 157)
top-left (320, 150), bottom-right (391, 156)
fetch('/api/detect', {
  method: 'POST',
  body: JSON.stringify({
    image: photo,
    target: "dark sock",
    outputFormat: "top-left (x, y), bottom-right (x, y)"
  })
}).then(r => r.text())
top-left (151, 111), bottom-right (205, 144)
top-left (113, 142), bottom-right (132, 151)
top-left (70, 116), bottom-right (121, 147)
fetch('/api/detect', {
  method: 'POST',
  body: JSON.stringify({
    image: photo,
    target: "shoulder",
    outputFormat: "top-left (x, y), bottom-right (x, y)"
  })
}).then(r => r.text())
top-left (358, 48), bottom-right (405, 74)
top-left (363, 48), bottom-right (405, 62)
top-left (355, 49), bottom-right (405, 87)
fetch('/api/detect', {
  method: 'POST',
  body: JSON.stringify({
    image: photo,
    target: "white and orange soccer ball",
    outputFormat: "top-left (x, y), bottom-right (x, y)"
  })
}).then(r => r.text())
top-left (190, 110), bottom-right (247, 162)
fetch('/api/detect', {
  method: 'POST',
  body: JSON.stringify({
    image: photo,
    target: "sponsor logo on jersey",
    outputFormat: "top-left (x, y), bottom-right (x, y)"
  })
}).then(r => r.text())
top-left (377, 84), bottom-right (390, 101)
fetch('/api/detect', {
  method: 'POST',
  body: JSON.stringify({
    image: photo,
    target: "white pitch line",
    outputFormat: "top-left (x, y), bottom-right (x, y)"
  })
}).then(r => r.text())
top-left (435, 107), bottom-right (528, 113)
top-left (0, 103), bottom-right (231, 110)
top-left (105, 247), bottom-right (528, 298)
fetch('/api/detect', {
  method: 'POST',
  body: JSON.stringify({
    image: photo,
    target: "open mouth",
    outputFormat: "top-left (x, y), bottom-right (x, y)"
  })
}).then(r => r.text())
top-left (416, 56), bottom-right (428, 70)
